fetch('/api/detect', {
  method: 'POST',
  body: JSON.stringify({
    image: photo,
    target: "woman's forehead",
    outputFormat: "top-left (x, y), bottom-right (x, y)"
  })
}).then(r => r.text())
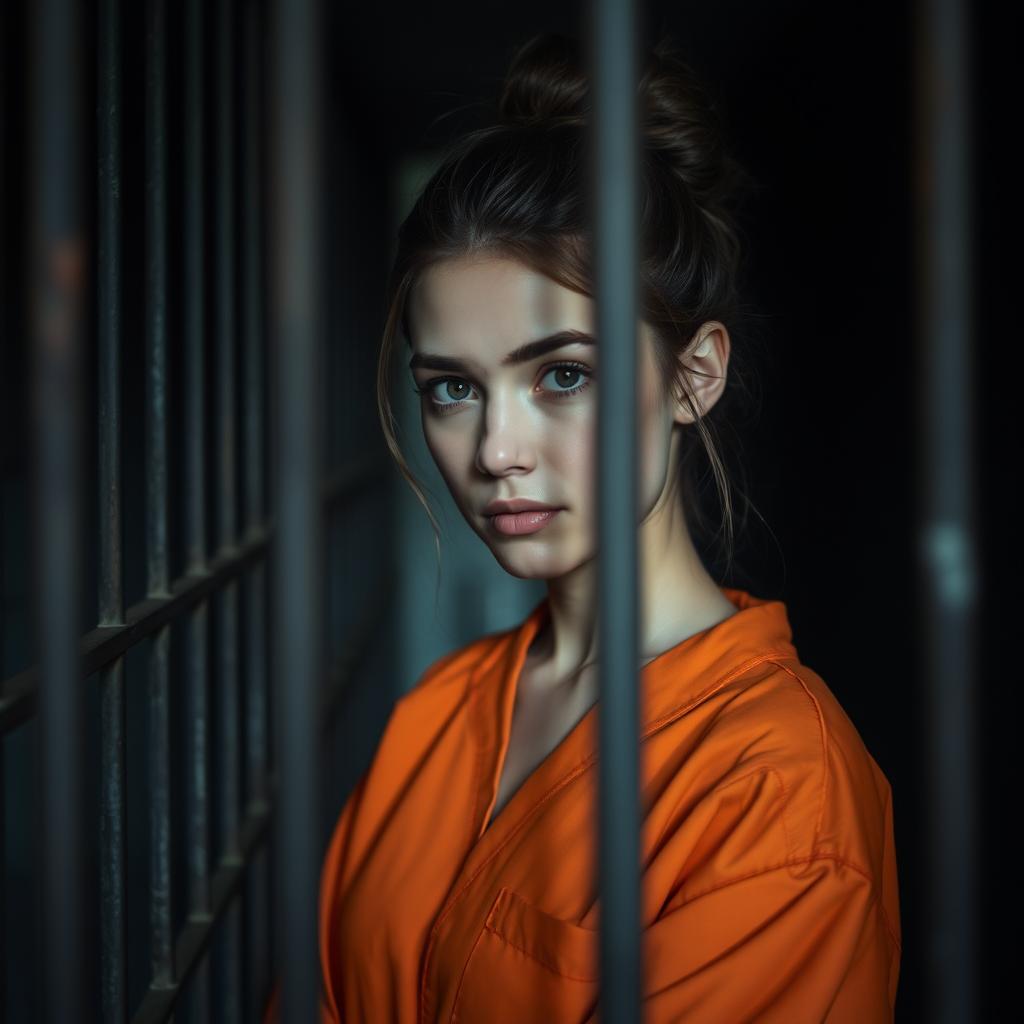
top-left (409, 256), bottom-right (593, 350)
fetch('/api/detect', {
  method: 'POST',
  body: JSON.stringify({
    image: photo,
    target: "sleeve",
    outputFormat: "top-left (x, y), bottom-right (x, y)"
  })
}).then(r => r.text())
top-left (581, 854), bottom-right (897, 1024)
top-left (581, 743), bottom-right (900, 1024)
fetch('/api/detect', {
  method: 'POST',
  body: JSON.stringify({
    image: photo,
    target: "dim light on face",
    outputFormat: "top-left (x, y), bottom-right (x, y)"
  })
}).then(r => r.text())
top-left (406, 254), bottom-right (684, 582)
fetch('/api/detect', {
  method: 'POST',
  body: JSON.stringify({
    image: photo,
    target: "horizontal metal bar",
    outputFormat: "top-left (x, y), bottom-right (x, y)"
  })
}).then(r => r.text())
top-left (129, 797), bottom-right (272, 1024)
top-left (0, 527), bottom-right (270, 732)
top-left (0, 457), bottom-right (390, 735)
top-left (116, 576), bottom-right (384, 1022)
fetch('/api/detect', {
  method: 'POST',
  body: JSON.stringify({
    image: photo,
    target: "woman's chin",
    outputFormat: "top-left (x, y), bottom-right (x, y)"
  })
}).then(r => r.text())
top-left (489, 548), bottom-right (582, 582)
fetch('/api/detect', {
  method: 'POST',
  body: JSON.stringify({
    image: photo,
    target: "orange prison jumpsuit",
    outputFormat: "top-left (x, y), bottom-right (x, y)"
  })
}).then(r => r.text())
top-left (263, 586), bottom-right (901, 1022)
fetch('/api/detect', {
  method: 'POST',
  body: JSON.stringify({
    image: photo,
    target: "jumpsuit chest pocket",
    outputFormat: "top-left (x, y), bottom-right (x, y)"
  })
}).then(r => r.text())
top-left (450, 886), bottom-right (599, 1024)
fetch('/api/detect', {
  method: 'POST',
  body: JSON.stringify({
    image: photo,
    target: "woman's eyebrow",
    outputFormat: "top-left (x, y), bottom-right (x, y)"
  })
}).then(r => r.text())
top-left (408, 330), bottom-right (595, 373)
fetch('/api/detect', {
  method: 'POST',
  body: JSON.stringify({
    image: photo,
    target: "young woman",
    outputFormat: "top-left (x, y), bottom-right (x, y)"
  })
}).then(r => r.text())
top-left (275, 30), bottom-right (900, 1024)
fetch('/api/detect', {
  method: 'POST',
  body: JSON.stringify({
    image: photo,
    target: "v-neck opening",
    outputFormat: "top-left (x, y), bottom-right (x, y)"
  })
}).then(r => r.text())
top-left (473, 586), bottom-right (795, 842)
top-left (476, 593), bottom-right (705, 840)
top-left (481, 690), bottom-right (599, 838)
top-left (478, 597), bottom-right (553, 837)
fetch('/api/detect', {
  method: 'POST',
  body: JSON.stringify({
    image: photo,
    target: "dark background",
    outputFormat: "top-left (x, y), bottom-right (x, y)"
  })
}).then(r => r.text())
top-left (0, 0), bottom-right (1011, 1020)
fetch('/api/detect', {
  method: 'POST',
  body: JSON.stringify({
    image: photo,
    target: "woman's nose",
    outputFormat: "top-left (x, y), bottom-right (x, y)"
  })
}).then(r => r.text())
top-left (474, 396), bottom-right (536, 476)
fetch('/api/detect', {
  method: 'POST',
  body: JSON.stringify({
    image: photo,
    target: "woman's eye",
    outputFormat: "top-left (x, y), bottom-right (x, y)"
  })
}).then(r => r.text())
top-left (541, 365), bottom-right (587, 393)
top-left (415, 362), bottom-right (593, 413)
top-left (438, 380), bottom-right (472, 403)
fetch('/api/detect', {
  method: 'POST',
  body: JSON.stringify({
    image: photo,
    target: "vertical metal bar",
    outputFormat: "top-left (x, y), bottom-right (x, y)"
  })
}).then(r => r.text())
top-left (915, 0), bottom-right (978, 1020)
top-left (0, 4), bottom-right (7, 1010)
top-left (98, 0), bottom-right (127, 1018)
top-left (216, 0), bottom-right (244, 1018)
top-left (0, 0), bottom-right (4, 973)
top-left (589, 1), bottom-right (642, 1021)
top-left (242, 0), bottom-right (268, 810)
top-left (270, 0), bottom-right (324, 1019)
top-left (0, 736), bottom-right (5, 1017)
top-left (146, 0), bottom-right (175, 993)
top-left (29, 0), bottom-right (87, 1018)
top-left (184, 0), bottom-right (212, 1019)
top-left (242, 0), bottom-right (271, 1017)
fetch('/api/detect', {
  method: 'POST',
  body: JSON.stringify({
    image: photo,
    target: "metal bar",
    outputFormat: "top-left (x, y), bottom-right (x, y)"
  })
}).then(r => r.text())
top-left (183, 0), bottom-right (212, 1019)
top-left (216, 3), bottom-right (239, 559)
top-left (0, 528), bottom-right (271, 732)
top-left (145, 0), bottom-right (175, 991)
top-left (98, 4), bottom-right (125, 630)
top-left (0, 0), bottom-right (5, 953)
top-left (97, 0), bottom-right (127, 1018)
top-left (243, 0), bottom-right (266, 549)
top-left (29, 0), bottom-right (87, 1017)
top-left (915, 0), bottom-right (979, 1020)
top-left (0, 461), bottom-right (385, 731)
top-left (0, 733), bottom-right (5, 1016)
top-left (242, 1), bottom-right (271, 1018)
top-left (589, 1), bottom-right (643, 1021)
top-left (125, 594), bottom-right (380, 1024)
top-left (269, 0), bottom-right (325, 1018)
top-left (215, 0), bottom-right (243, 1017)
top-left (130, 801), bottom-right (273, 1024)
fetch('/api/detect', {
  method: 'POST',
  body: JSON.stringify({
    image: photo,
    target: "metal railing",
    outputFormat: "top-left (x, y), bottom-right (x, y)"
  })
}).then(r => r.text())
top-left (10, 0), bottom-right (394, 1020)
top-left (591, 2), bottom-right (643, 1021)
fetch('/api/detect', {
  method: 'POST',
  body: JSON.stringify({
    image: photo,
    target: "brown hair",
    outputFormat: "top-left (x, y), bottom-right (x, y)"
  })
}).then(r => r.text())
top-left (377, 31), bottom-right (768, 586)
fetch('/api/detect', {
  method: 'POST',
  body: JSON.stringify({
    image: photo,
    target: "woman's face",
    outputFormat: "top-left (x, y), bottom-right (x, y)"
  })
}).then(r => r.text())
top-left (406, 254), bottom-right (689, 581)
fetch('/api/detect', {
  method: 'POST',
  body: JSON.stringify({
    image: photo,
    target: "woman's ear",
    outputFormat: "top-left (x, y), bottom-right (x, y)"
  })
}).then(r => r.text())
top-left (672, 321), bottom-right (730, 426)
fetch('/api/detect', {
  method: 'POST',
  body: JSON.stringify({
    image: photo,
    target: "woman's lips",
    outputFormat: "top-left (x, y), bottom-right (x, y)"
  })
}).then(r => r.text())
top-left (488, 509), bottom-right (560, 536)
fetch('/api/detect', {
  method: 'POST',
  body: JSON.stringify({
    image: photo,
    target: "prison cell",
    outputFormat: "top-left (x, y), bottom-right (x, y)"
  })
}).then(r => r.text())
top-left (2, 0), bottom-right (983, 1021)
top-left (9, 0), bottom-right (393, 1019)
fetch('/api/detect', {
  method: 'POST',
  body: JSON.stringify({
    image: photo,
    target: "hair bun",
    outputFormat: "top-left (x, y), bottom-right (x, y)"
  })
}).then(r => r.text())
top-left (496, 32), bottom-right (745, 213)
top-left (639, 38), bottom-right (739, 209)
top-left (497, 33), bottom-right (590, 127)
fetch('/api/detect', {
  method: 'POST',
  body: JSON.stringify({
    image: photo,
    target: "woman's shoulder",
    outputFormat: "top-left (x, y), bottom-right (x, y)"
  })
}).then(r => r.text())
top-left (740, 655), bottom-right (893, 807)
top-left (690, 654), bottom-right (896, 876)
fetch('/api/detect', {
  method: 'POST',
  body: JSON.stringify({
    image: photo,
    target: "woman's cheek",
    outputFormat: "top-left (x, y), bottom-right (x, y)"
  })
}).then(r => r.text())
top-left (425, 429), bottom-right (461, 488)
